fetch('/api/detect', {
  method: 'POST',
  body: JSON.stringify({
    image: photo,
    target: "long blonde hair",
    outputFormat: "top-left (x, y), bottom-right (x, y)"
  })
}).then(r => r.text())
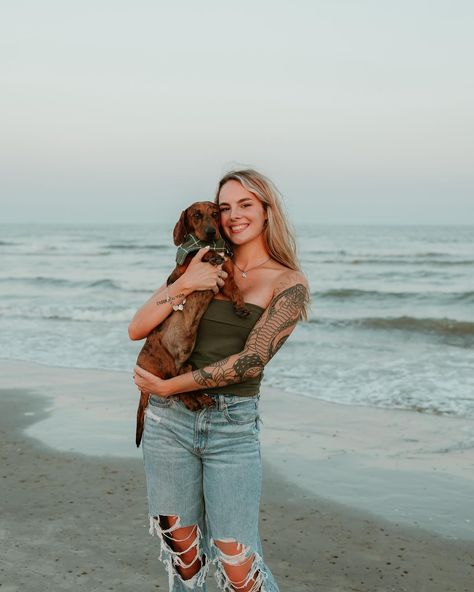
top-left (215, 168), bottom-right (309, 320)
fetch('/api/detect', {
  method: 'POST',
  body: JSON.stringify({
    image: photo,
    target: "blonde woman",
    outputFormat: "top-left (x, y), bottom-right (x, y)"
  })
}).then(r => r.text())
top-left (130, 169), bottom-right (309, 592)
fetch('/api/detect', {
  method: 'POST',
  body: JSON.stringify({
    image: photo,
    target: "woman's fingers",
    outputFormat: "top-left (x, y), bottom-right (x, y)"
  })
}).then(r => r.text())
top-left (215, 266), bottom-right (227, 289)
top-left (192, 246), bottom-right (211, 261)
top-left (182, 254), bottom-right (229, 292)
top-left (134, 365), bottom-right (155, 392)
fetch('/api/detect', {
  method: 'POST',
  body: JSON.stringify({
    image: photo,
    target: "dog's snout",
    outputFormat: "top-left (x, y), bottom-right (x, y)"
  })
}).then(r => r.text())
top-left (205, 226), bottom-right (217, 238)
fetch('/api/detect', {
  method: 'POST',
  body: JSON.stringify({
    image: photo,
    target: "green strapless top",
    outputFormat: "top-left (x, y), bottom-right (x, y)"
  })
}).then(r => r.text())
top-left (187, 299), bottom-right (265, 397)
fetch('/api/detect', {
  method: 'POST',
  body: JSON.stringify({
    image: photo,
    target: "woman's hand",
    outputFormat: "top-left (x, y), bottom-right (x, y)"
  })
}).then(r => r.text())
top-left (180, 247), bottom-right (228, 294)
top-left (133, 365), bottom-right (170, 397)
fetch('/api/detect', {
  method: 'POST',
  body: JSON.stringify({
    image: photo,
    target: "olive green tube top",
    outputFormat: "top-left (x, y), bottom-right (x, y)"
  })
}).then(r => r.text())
top-left (187, 299), bottom-right (265, 397)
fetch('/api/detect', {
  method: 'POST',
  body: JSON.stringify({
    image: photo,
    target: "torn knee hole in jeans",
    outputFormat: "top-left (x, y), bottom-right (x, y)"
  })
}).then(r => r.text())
top-left (149, 515), bottom-right (208, 590)
top-left (212, 538), bottom-right (268, 592)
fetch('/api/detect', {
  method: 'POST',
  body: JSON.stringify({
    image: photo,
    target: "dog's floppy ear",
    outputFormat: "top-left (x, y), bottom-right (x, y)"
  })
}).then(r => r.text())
top-left (173, 209), bottom-right (189, 245)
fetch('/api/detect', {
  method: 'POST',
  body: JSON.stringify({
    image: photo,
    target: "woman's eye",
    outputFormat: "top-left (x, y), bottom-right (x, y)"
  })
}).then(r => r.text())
top-left (219, 207), bottom-right (229, 212)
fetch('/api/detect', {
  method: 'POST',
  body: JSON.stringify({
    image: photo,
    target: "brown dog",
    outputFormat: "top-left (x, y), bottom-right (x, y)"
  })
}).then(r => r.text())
top-left (135, 201), bottom-right (249, 447)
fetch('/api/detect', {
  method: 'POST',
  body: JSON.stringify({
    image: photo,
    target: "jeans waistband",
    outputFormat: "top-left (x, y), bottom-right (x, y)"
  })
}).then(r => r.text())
top-left (204, 393), bottom-right (260, 411)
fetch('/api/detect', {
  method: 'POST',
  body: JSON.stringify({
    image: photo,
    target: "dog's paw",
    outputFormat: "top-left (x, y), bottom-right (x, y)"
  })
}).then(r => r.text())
top-left (208, 254), bottom-right (224, 266)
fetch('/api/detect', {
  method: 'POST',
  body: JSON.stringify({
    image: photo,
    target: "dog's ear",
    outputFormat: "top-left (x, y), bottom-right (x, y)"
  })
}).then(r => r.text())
top-left (173, 209), bottom-right (189, 245)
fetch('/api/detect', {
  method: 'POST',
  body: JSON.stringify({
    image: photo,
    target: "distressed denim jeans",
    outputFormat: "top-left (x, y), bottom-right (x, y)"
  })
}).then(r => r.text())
top-left (142, 393), bottom-right (280, 592)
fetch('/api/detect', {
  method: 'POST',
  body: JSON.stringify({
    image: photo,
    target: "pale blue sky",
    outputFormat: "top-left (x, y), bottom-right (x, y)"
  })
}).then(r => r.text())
top-left (1, 0), bottom-right (473, 224)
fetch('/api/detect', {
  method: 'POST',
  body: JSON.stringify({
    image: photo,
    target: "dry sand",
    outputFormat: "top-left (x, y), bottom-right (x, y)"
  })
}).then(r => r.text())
top-left (1, 359), bottom-right (474, 591)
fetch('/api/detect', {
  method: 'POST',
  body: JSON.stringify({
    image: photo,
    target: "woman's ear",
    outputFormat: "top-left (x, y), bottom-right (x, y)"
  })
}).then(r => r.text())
top-left (173, 209), bottom-right (188, 245)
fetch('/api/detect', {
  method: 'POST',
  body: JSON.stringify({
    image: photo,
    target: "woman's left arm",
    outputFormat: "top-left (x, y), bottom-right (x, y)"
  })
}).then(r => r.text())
top-left (134, 272), bottom-right (309, 397)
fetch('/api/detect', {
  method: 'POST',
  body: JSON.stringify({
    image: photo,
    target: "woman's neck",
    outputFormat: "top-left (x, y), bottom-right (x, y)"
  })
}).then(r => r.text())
top-left (232, 237), bottom-right (269, 269)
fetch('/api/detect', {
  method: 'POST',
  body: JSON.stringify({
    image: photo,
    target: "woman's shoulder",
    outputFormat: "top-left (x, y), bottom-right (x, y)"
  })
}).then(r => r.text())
top-left (270, 265), bottom-right (309, 298)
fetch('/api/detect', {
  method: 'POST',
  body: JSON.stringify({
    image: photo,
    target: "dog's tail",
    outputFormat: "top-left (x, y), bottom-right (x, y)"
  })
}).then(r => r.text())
top-left (135, 392), bottom-right (148, 447)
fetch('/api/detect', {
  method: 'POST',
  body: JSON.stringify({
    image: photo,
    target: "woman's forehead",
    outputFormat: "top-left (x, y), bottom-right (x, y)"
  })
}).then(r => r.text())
top-left (218, 180), bottom-right (257, 205)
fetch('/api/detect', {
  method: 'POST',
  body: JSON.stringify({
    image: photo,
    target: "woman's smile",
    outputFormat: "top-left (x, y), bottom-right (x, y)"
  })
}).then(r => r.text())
top-left (229, 223), bottom-right (249, 234)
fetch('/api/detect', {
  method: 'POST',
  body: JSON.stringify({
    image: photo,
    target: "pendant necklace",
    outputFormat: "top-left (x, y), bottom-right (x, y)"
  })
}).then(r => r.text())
top-left (232, 256), bottom-right (271, 278)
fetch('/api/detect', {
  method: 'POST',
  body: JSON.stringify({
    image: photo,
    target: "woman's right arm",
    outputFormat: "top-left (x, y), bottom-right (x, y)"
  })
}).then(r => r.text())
top-left (128, 246), bottom-right (226, 341)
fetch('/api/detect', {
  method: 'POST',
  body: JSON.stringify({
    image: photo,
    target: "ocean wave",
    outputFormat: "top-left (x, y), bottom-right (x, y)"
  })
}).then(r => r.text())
top-left (304, 252), bottom-right (474, 266)
top-left (87, 279), bottom-right (121, 289)
top-left (105, 243), bottom-right (169, 250)
top-left (348, 258), bottom-right (474, 266)
top-left (314, 288), bottom-right (474, 303)
top-left (316, 288), bottom-right (406, 299)
top-left (359, 316), bottom-right (474, 336)
top-left (0, 249), bottom-right (112, 257)
top-left (0, 276), bottom-right (73, 287)
top-left (312, 315), bottom-right (474, 338)
top-left (44, 309), bottom-right (134, 322)
top-left (306, 249), bottom-right (349, 256)
top-left (0, 306), bottom-right (134, 323)
top-left (0, 276), bottom-right (121, 290)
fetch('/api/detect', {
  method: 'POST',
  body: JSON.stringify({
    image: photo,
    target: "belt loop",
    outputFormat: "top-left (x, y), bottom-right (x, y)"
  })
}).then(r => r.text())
top-left (217, 395), bottom-right (225, 411)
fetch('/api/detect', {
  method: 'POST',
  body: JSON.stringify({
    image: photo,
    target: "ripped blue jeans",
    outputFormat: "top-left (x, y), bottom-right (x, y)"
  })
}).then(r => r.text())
top-left (142, 393), bottom-right (279, 592)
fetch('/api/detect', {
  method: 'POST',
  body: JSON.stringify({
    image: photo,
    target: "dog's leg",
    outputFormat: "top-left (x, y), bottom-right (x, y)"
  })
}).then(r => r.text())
top-left (176, 365), bottom-right (215, 411)
top-left (135, 341), bottom-right (178, 447)
top-left (220, 260), bottom-right (250, 317)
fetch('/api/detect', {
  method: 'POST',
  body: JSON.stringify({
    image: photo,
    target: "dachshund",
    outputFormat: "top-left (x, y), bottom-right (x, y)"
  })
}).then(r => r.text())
top-left (135, 201), bottom-right (249, 447)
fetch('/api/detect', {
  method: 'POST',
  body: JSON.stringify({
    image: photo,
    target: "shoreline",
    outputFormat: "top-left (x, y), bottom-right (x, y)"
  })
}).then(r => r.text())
top-left (1, 358), bottom-right (474, 541)
top-left (1, 376), bottom-right (473, 590)
top-left (3, 352), bottom-right (473, 425)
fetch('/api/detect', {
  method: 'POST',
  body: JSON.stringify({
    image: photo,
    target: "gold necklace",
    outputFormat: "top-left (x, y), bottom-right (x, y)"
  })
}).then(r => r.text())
top-left (232, 256), bottom-right (271, 278)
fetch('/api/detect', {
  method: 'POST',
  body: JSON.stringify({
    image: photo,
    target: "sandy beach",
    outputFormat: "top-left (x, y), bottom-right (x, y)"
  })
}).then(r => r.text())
top-left (1, 359), bottom-right (473, 592)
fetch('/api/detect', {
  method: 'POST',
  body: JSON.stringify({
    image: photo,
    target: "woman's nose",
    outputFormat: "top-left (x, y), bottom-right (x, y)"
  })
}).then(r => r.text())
top-left (229, 208), bottom-right (241, 220)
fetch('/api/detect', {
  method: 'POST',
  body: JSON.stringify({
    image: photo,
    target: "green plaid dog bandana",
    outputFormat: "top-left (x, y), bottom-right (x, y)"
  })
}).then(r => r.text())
top-left (175, 234), bottom-right (233, 265)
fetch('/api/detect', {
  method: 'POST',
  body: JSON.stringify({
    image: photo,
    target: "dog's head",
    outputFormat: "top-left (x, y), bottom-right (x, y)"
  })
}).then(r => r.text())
top-left (173, 201), bottom-right (221, 246)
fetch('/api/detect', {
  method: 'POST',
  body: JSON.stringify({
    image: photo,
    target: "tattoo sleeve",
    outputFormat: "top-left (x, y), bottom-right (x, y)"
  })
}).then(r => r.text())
top-left (192, 282), bottom-right (309, 389)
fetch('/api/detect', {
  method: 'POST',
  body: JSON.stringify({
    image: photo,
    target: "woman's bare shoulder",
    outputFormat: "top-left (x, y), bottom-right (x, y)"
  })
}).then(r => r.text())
top-left (270, 267), bottom-right (309, 298)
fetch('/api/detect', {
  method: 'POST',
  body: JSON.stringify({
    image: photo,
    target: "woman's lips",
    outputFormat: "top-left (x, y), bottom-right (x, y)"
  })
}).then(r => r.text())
top-left (229, 223), bottom-right (249, 234)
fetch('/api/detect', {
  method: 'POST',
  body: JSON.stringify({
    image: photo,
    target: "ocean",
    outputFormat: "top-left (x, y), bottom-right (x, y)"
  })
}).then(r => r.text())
top-left (1, 223), bottom-right (473, 418)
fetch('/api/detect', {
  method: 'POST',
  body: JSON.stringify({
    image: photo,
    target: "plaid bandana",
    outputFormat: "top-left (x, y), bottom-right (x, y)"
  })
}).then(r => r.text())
top-left (175, 234), bottom-right (233, 265)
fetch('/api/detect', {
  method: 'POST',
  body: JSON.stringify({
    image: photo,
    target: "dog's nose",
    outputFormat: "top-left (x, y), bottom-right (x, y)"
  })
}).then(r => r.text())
top-left (204, 226), bottom-right (217, 238)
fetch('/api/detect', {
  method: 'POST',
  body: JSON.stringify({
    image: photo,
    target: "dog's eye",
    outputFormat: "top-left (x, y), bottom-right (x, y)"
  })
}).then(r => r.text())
top-left (193, 213), bottom-right (202, 219)
top-left (212, 212), bottom-right (219, 219)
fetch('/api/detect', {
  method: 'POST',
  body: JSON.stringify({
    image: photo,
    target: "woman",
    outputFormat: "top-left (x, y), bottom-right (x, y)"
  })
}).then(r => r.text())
top-left (129, 169), bottom-right (309, 592)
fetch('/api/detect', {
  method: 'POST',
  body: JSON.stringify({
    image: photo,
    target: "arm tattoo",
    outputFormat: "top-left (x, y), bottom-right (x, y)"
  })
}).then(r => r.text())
top-left (192, 282), bottom-right (308, 389)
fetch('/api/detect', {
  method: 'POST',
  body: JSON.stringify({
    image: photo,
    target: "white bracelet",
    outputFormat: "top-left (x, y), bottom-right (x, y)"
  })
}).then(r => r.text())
top-left (172, 299), bottom-right (186, 311)
top-left (166, 286), bottom-right (186, 311)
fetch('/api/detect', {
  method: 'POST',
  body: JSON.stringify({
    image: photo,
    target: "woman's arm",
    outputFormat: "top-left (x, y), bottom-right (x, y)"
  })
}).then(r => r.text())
top-left (128, 246), bottom-right (227, 341)
top-left (128, 280), bottom-right (185, 341)
top-left (133, 272), bottom-right (309, 395)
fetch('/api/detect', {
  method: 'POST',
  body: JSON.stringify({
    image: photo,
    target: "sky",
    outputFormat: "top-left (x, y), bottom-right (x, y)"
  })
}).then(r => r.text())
top-left (1, 0), bottom-right (473, 225)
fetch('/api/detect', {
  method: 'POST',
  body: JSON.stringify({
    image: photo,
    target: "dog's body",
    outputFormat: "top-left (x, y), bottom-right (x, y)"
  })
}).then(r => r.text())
top-left (135, 201), bottom-right (249, 447)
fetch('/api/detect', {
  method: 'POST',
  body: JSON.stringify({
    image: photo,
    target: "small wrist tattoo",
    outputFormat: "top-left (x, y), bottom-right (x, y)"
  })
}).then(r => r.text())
top-left (156, 291), bottom-right (185, 306)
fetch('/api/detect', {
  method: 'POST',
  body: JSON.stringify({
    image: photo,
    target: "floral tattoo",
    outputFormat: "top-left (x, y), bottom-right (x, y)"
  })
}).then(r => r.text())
top-left (192, 282), bottom-right (308, 389)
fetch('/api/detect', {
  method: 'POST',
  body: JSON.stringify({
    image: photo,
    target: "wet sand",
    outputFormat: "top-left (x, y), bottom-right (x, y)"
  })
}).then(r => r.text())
top-left (1, 360), bottom-right (474, 591)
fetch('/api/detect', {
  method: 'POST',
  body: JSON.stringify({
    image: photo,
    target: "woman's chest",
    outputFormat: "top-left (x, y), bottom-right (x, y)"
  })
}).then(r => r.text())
top-left (225, 268), bottom-right (283, 309)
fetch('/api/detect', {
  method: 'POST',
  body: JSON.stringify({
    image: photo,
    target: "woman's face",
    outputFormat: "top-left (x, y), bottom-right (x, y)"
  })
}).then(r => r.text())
top-left (218, 180), bottom-right (267, 245)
